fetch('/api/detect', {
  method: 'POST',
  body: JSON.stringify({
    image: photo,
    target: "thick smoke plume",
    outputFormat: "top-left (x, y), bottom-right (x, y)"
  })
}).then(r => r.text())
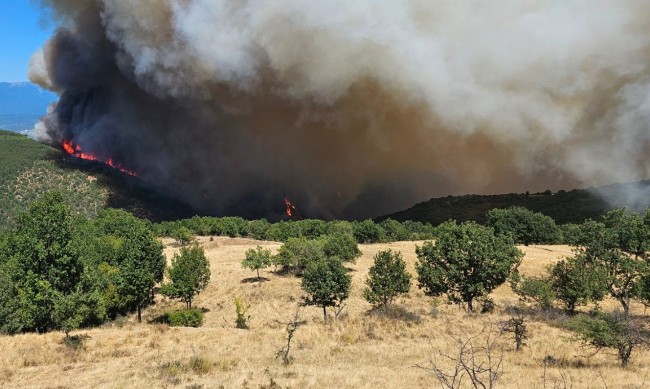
top-left (30, 0), bottom-right (650, 219)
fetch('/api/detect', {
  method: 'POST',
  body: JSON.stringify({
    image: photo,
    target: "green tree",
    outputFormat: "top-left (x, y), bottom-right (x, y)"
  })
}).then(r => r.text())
top-left (379, 219), bottom-right (411, 242)
top-left (274, 237), bottom-right (324, 273)
top-left (321, 232), bottom-right (361, 264)
top-left (510, 274), bottom-right (555, 310)
top-left (53, 292), bottom-right (86, 338)
top-left (548, 256), bottom-right (607, 314)
top-left (567, 312), bottom-right (648, 367)
top-left (301, 258), bottom-right (351, 320)
top-left (353, 220), bottom-right (385, 243)
top-left (571, 210), bottom-right (650, 315)
top-left (171, 226), bottom-right (194, 246)
top-left (486, 206), bottom-right (560, 245)
top-left (242, 246), bottom-right (272, 281)
top-left (162, 244), bottom-right (211, 309)
top-left (416, 221), bottom-right (522, 313)
top-left (364, 250), bottom-right (411, 308)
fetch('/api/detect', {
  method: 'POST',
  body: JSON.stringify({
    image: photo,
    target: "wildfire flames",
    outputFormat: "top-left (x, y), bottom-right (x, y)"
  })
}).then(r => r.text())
top-left (284, 197), bottom-right (298, 218)
top-left (61, 140), bottom-right (137, 177)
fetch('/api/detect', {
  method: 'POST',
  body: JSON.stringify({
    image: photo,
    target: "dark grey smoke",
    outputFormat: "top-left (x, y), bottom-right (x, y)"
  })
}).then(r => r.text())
top-left (30, 1), bottom-right (650, 219)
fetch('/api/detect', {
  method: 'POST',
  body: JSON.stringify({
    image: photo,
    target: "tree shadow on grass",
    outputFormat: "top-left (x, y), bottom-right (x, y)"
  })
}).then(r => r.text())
top-left (240, 277), bottom-right (271, 284)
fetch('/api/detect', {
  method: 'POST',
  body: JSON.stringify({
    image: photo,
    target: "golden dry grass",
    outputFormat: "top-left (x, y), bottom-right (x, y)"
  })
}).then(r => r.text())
top-left (1, 238), bottom-right (648, 388)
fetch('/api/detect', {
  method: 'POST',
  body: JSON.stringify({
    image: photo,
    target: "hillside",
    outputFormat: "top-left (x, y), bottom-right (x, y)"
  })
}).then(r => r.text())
top-left (0, 237), bottom-right (646, 388)
top-left (0, 129), bottom-right (196, 229)
top-left (378, 181), bottom-right (650, 225)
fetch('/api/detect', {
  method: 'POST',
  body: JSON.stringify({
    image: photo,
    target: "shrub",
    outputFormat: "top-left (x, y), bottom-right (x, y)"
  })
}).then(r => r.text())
top-left (274, 237), bottom-right (324, 273)
top-left (234, 297), bottom-right (250, 329)
top-left (510, 274), bottom-right (555, 310)
top-left (163, 309), bottom-right (204, 327)
top-left (364, 249), bottom-right (411, 308)
top-left (486, 206), bottom-right (561, 245)
top-left (321, 232), bottom-right (361, 264)
top-left (548, 256), bottom-right (607, 314)
top-left (171, 226), bottom-right (194, 246)
top-left (353, 220), bottom-right (385, 243)
top-left (302, 258), bottom-right (351, 320)
top-left (242, 246), bottom-right (272, 281)
top-left (565, 312), bottom-right (649, 367)
top-left (161, 244), bottom-right (210, 309)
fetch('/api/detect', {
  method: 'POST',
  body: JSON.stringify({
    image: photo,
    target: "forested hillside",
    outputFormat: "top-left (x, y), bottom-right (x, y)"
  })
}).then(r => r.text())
top-left (0, 130), bottom-right (195, 229)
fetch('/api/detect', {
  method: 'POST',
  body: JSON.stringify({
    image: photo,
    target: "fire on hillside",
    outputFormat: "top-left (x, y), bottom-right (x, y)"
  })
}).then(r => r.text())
top-left (61, 140), bottom-right (138, 177)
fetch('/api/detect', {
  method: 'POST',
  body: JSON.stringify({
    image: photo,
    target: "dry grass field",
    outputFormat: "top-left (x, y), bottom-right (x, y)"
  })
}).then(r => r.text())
top-left (1, 237), bottom-right (648, 388)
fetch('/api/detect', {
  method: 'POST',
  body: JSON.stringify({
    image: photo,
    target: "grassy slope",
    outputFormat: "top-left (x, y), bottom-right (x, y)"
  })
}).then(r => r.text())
top-left (0, 129), bottom-right (195, 229)
top-left (0, 238), bottom-right (646, 388)
top-left (378, 182), bottom-right (650, 225)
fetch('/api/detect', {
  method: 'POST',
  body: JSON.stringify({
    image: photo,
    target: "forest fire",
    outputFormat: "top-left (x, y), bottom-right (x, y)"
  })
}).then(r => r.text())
top-left (61, 140), bottom-right (138, 177)
top-left (284, 197), bottom-right (300, 218)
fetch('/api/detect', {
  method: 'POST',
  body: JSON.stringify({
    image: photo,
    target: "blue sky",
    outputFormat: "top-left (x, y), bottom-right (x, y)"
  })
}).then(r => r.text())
top-left (0, 2), bottom-right (54, 82)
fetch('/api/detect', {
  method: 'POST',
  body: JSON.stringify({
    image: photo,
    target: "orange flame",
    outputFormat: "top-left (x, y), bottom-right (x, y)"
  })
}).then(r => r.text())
top-left (61, 140), bottom-right (138, 177)
top-left (284, 197), bottom-right (297, 217)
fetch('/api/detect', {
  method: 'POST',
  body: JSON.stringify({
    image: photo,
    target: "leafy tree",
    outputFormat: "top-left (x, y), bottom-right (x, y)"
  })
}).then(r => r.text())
top-left (171, 226), bottom-right (194, 246)
top-left (486, 206), bottom-right (560, 245)
top-left (53, 292), bottom-right (86, 338)
top-left (510, 274), bottom-right (555, 310)
top-left (548, 256), bottom-right (608, 314)
top-left (571, 210), bottom-right (650, 315)
top-left (325, 220), bottom-right (354, 236)
top-left (274, 237), bottom-right (324, 273)
top-left (322, 233), bottom-right (361, 264)
top-left (0, 266), bottom-right (21, 333)
top-left (416, 221), bottom-right (522, 313)
top-left (162, 244), bottom-right (211, 309)
top-left (364, 249), bottom-right (411, 308)
top-left (8, 192), bottom-right (81, 293)
top-left (566, 312), bottom-right (649, 367)
top-left (301, 258), bottom-right (351, 320)
top-left (247, 219), bottom-right (271, 240)
top-left (242, 246), bottom-right (272, 281)
top-left (353, 220), bottom-right (385, 244)
top-left (93, 209), bottom-right (166, 317)
top-left (379, 219), bottom-right (411, 242)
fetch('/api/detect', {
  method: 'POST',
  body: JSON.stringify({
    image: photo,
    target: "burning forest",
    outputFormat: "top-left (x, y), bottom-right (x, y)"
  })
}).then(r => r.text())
top-left (29, 1), bottom-right (650, 219)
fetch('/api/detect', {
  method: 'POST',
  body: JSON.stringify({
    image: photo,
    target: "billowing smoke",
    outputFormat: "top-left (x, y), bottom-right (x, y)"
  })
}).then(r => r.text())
top-left (30, 0), bottom-right (650, 219)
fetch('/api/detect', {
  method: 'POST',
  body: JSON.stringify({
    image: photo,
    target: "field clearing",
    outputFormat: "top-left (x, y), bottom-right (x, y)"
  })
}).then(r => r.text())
top-left (1, 237), bottom-right (648, 388)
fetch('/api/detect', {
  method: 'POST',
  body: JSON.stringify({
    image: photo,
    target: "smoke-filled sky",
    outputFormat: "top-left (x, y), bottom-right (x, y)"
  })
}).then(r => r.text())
top-left (30, 0), bottom-right (650, 219)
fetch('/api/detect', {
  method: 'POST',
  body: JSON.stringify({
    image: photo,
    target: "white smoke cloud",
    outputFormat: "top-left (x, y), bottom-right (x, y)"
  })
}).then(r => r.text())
top-left (30, 0), bottom-right (650, 218)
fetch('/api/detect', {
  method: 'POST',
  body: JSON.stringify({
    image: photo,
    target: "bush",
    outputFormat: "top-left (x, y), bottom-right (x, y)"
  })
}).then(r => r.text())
top-left (163, 309), bottom-right (204, 327)
top-left (234, 297), bottom-right (250, 329)
top-left (161, 244), bottom-right (211, 309)
top-left (486, 206), bottom-right (561, 245)
top-left (565, 312), bottom-right (649, 367)
top-left (302, 258), bottom-right (351, 320)
top-left (548, 256), bottom-right (607, 314)
top-left (321, 233), bottom-right (361, 264)
top-left (242, 246), bottom-right (272, 280)
top-left (353, 220), bottom-right (385, 243)
top-left (510, 274), bottom-right (555, 310)
top-left (364, 249), bottom-right (411, 308)
top-left (274, 237), bottom-right (324, 273)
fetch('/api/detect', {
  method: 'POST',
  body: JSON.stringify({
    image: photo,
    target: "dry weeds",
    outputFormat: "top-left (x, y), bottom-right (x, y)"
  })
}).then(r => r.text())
top-left (1, 238), bottom-right (648, 388)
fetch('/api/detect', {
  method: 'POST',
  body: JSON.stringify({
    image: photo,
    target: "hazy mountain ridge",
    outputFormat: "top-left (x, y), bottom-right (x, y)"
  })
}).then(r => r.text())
top-left (377, 182), bottom-right (650, 225)
top-left (0, 82), bottom-right (57, 133)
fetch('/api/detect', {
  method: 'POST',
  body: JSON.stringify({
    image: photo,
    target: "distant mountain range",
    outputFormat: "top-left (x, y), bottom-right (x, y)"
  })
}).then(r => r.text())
top-left (0, 82), bottom-right (58, 133)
